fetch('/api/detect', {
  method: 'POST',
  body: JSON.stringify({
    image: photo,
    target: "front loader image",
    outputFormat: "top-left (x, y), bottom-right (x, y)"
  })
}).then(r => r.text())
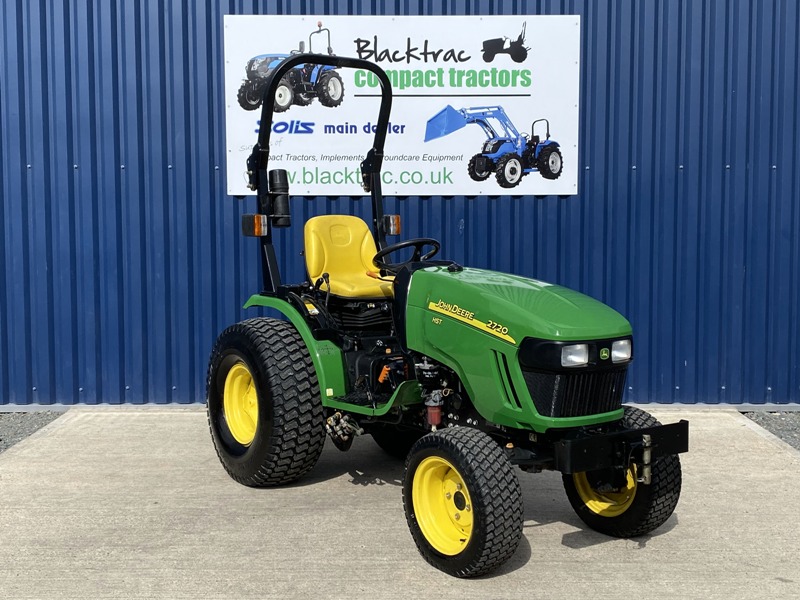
top-left (208, 54), bottom-right (689, 578)
top-left (424, 105), bottom-right (564, 188)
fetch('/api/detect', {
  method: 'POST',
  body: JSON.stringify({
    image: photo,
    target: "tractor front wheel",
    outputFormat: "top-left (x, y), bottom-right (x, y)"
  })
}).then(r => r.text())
top-left (237, 81), bottom-right (262, 111)
top-left (537, 146), bottom-right (563, 180)
top-left (562, 406), bottom-right (682, 537)
top-left (403, 427), bottom-right (523, 578)
top-left (206, 318), bottom-right (325, 487)
top-left (467, 154), bottom-right (493, 181)
top-left (495, 154), bottom-right (525, 188)
top-left (317, 71), bottom-right (344, 107)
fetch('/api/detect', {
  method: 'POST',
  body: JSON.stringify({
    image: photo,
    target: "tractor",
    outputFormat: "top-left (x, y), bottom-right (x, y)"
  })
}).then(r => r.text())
top-left (236, 22), bottom-right (344, 112)
top-left (425, 105), bottom-right (564, 188)
top-left (481, 21), bottom-right (529, 63)
top-left (208, 54), bottom-right (689, 578)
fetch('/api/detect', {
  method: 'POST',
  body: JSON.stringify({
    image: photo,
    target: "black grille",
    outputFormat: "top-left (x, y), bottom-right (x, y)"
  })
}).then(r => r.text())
top-left (325, 300), bottom-right (393, 332)
top-left (331, 309), bottom-right (392, 331)
top-left (521, 368), bottom-right (627, 418)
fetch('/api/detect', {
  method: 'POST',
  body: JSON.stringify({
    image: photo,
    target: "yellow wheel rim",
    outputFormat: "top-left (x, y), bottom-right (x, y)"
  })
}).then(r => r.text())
top-left (223, 362), bottom-right (259, 446)
top-left (573, 467), bottom-right (637, 517)
top-left (412, 456), bottom-right (473, 556)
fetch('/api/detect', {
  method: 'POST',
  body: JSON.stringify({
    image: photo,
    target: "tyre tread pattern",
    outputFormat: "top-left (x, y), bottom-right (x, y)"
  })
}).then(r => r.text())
top-left (317, 71), bottom-right (344, 107)
top-left (563, 406), bottom-right (682, 537)
top-left (537, 146), bottom-right (563, 180)
top-left (404, 427), bottom-right (523, 578)
top-left (207, 318), bottom-right (325, 487)
top-left (617, 407), bottom-right (682, 536)
top-left (495, 154), bottom-right (524, 188)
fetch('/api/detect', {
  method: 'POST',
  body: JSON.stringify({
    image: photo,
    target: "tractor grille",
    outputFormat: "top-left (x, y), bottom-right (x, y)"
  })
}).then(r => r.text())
top-left (521, 368), bottom-right (627, 418)
top-left (331, 310), bottom-right (392, 331)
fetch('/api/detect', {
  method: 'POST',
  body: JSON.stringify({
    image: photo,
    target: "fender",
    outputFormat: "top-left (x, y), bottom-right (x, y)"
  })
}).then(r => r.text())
top-left (244, 294), bottom-right (423, 416)
top-left (243, 294), bottom-right (347, 401)
top-left (535, 139), bottom-right (560, 157)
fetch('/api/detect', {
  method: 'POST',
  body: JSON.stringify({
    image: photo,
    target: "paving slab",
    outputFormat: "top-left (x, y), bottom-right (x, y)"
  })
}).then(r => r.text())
top-left (0, 406), bottom-right (798, 599)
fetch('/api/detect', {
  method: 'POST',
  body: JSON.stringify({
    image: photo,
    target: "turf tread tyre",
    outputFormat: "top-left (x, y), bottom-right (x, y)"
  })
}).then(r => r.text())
top-left (206, 318), bottom-right (325, 487)
top-left (562, 406), bottom-right (682, 537)
top-left (403, 427), bottom-right (523, 578)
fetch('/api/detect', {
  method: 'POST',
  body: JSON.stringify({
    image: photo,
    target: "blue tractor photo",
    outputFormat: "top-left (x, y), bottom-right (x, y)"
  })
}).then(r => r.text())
top-left (236, 22), bottom-right (344, 113)
top-left (425, 105), bottom-right (563, 188)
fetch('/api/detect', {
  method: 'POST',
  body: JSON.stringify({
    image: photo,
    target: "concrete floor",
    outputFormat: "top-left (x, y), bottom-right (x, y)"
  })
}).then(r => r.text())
top-left (0, 406), bottom-right (798, 599)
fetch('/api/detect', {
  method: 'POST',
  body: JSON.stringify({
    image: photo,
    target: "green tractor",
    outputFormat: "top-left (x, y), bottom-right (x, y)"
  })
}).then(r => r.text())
top-left (208, 54), bottom-right (689, 578)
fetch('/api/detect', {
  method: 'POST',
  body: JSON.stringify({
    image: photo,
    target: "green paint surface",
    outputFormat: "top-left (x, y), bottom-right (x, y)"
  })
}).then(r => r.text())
top-left (244, 266), bottom-right (633, 432)
top-left (405, 267), bottom-right (631, 431)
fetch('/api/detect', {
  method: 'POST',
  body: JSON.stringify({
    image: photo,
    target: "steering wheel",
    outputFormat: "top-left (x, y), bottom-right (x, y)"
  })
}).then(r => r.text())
top-left (373, 238), bottom-right (441, 273)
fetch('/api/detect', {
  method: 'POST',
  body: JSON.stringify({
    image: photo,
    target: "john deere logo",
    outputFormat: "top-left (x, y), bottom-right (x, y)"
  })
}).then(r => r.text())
top-left (600, 348), bottom-right (610, 360)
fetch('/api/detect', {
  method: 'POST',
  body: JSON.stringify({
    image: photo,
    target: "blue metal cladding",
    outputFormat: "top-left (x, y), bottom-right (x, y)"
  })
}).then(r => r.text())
top-left (0, 0), bottom-right (798, 405)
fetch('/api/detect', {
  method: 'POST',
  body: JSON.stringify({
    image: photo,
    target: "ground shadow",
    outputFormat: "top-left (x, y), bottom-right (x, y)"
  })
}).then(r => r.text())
top-left (518, 469), bottom-right (682, 551)
top-left (288, 437), bottom-right (404, 488)
top-left (288, 438), bottom-right (682, 568)
top-left (561, 514), bottom-right (679, 549)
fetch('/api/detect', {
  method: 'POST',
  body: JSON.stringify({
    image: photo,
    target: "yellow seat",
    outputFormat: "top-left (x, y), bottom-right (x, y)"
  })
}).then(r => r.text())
top-left (303, 215), bottom-right (393, 298)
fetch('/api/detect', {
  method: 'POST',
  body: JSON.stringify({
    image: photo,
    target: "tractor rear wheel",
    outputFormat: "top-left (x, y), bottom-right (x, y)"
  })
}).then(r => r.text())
top-left (562, 406), bottom-right (682, 537)
top-left (467, 154), bottom-right (493, 181)
top-left (403, 428), bottom-right (523, 578)
top-left (510, 45), bottom-right (528, 63)
top-left (274, 78), bottom-right (294, 112)
top-left (206, 318), bottom-right (325, 487)
top-left (495, 154), bottom-right (525, 188)
top-left (537, 146), bottom-right (563, 180)
top-left (317, 71), bottom-right (344, 107)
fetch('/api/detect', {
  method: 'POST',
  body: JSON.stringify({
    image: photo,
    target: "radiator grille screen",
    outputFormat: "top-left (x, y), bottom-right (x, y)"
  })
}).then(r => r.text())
top-left (521, 368), bottom-right (627, 418)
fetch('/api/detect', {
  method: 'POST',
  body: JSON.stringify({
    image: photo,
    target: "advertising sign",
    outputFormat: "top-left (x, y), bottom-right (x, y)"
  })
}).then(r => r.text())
top-left (224, 15), bottom-right (580, 196)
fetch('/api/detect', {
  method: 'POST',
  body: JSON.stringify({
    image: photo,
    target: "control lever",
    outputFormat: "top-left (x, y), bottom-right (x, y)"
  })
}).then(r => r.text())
top-left (314, 272), bottom-right (331, 309)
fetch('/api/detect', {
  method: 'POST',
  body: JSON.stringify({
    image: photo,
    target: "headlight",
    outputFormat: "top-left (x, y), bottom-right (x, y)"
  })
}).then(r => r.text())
top-left (561, 344), bottom-right (589, 368)
top-left (612, 339), bottom-right (632, 363)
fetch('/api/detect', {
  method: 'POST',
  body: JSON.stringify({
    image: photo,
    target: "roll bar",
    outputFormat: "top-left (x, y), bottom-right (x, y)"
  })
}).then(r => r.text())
top-left (244, 54), bottom-right (393, 293)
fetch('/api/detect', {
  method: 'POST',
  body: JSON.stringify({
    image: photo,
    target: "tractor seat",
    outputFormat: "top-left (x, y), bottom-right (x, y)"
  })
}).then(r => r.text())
top-left (303, 215), bottom-right (393, 299)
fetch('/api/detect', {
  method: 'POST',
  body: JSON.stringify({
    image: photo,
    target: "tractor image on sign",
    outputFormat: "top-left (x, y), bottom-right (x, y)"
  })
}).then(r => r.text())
top-left (425, 105), bottom-right (564, 188)
top-left (236, 21), bottom-right (344, 112)
top-left (207, 54), bottom-right (689, 578)
top-left (481, 21), bottom-right (529, 63)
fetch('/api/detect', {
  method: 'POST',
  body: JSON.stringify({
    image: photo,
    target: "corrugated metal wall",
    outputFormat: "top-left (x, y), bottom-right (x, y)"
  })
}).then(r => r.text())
top-left (1, 0), bottom-right (798, 405)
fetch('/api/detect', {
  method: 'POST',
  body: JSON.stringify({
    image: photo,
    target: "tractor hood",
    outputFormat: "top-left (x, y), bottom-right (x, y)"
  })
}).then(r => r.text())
top-left (406, 266), bottom-right (631, 344)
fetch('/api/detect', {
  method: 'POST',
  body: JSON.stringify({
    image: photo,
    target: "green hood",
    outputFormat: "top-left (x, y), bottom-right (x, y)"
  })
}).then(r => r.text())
top-left (407, 267), bottom-right (631, 344)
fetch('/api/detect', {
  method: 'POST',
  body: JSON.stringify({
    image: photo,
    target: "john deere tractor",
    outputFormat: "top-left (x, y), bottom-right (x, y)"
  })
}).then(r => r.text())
top-left (208, 54), bottom-right (688, 578)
